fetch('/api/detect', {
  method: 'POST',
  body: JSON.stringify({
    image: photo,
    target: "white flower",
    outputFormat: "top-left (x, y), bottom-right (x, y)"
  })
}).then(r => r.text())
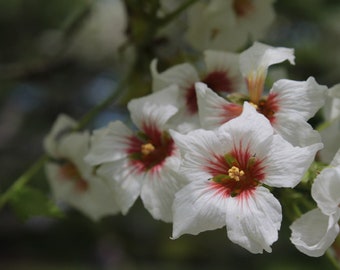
top-left (290, 208), bottom-right (340, 257)
top-left (151, 50), bottom-right (243, 132)
top-left (197, 42), bottom-right (327, 147)
top-left (290, 149), bottom-right (340, 257)
top-left (43, 114), bottom-right (121, 221)
top-left (85, 86), bottom-right (185, 222)
top-left (65, 0), bottom-right (133, 69)
top-left (185, 0), bottom-right (275, 51)
top-left (170, 103), bottom-right (322, 253)
top-left (319, 84), bottom-right (340, 163)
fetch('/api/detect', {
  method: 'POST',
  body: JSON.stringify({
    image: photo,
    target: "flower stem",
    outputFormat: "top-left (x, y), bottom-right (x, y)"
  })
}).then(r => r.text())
top-left (326, 249), bottom-right (340, 270)
top-left (75, 76), bottom-right (128, 130)
top-left (0, 155), bottom-right (48, 209)
top-left (158, 0), bottom-right (199, 27)
top-left (0, 74), bottom-right (129, 210)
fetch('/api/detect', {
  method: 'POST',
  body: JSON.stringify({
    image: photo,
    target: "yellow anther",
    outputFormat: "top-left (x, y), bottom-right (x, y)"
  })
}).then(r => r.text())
top-left (141, 143), bottom-right (155, 156)
top-left (228, 166), bottom-right (245, 181)
top-left (249, 102), bottom-right (258, 109)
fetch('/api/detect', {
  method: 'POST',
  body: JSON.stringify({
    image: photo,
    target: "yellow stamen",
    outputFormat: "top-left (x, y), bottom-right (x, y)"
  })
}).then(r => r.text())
top-left (228, 166), bottom-right (245, 181)
top-left (141, 143), bottom-right (155, 156)
top-left (247, 70), bottom-right (265, 105)
top-left (249, 102), bottom-right (258, 109)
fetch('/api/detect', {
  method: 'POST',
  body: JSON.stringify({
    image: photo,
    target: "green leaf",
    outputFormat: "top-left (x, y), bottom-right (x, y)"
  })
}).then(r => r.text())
top-left (225, 93), bottom-right (249, 105)
top-left (8, 186), bottom-right (64, 221)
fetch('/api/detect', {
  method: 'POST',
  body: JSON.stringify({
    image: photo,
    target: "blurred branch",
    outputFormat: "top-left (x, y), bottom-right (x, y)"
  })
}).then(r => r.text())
top-left (326, 250), bottom-right (340, 270)
top-left (0, 68), bottom-right (131, 211)
top-left (158, 0), bottom-right (199, 27)
top-left (0, 1), bottom-right (94, 81)
top-left (0, 155), bottom-right (48, 210)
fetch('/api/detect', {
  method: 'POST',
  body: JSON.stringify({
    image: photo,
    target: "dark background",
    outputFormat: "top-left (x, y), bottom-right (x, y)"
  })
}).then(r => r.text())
top-left (1, 0), bottom-right (340, 269)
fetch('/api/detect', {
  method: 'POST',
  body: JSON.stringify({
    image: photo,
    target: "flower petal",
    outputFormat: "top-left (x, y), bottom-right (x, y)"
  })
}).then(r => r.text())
top-left (290, 208), bottom-right (340, 257)
top-left (263, 133), bottom-right (322, 188)
top-left (127, 85), bottom-right (179, 130)
top-left (271, 77), bottom-right (327, 120)
top-left (218, 102), bottom-right (273, 148)
top-left (243, 0), bottom-right (275, 40)
top-left (170, 128), bottom-right (232, 182)
top-left (329, 83), bottom-right (340, 99)
top-left (240, 42), bottom-right (295, 78)
top-left (196, 82), bottom-right (242, 129)
top-left (204, 50), bottom-right (244, 92)
top-left (45, 163), bottom-right (74, 200)
top-left (67, 175), bottom-right (122, 221)
top-left (185, 0), bottom-right (236, 51)
top-left (172, 180), bottom-right (228, 239)
top-left (141, 166), bottom-right (184, 222)
top-left (225, 186), bottom-right (281, 253)
top-left (43, 114), bottom-right (77, 157)
top-left (85, 121), bottom-right (132, 165)
top-left (274, 113), bottom-right (322, 147)
top-left (312, 166), bottom-right (340, 216)
top-left (45, 163), bottom-right (121, 221)
top-left (331, 148), bottom-right (340, 167)
top-left (151, 59), bottom-right (199, 93)
top-left (97, 159), bottom-right (143, 214)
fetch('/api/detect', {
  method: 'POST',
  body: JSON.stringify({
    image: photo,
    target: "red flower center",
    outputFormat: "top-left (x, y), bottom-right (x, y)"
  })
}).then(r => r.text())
top-left (127, 123), bottom-right (175, 173)
top-left (59, 161), bottom-right (89, 192)
top-left (185, 71), bottom-right (234, 115)
top-left (256, 93), bottom-right (279, 124)
top-left (205, 143), bottom-right (265, 198)
top-left (221, 92), bottom-right (279, 125)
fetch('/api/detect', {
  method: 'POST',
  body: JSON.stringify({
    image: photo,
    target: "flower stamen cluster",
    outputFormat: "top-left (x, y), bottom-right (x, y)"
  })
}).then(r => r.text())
top-left (128, 129), bottom-right (175, 172)
top-left (209, 149), bottom-right (265, 198)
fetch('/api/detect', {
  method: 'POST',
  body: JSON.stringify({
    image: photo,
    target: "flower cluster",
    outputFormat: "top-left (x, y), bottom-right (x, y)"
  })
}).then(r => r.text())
top-left (44, 41), bottom-right (337, 255)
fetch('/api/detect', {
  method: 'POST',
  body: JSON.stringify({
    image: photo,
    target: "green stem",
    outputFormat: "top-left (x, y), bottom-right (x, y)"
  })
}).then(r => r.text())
top-left (325, 249), bottom-right (340, 270)
top-left (75, 77), bottom-right (128, 130)
top-left (0, 155), bottom-right (48, 209)
top-left (0, 74), bottom-right (129, 210)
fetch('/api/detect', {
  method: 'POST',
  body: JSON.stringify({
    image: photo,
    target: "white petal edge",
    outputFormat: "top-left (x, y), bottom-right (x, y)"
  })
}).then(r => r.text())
top-left (218, 102), bottom-right (274, 149)
top-left (150, 59), bottom-right (199, 93)
top-left (97, 159), bottom-right (143, 215)
top-left (196, 82), bottom-right (237, 129)
top-left (290, 208), bottom-right (340, 257)
top-left (43, 114), bottom-right (77, 157)
top-left (239, 42), bottom-right (295, 78)
top-left (225, 186), bottom-right (282, 254)
top-left (274, 113), bottom-right (322, 147)
top-left (140, 166), bottom-right (184, 222)
top-left (128, 85), bottom-right (179, 130)
top-left (264, 133), bottom-right (322, 188)
top-left (85, 121), bottom-right (132, 166)
top-left (170, 128), bottom-right (232, 182)
top-left (172, 180), bottom-right (228, 239)
top-left (271, 77), bottom-right (327, 120)
top-left (312, 167), bottom-right (340, 216)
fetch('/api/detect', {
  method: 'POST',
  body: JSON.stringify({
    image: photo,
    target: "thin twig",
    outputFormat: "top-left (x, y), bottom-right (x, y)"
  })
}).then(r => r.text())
top-left (158, 0), bottom-right (199, 27)
top-left (0, 155), bottom-right (48, 209)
